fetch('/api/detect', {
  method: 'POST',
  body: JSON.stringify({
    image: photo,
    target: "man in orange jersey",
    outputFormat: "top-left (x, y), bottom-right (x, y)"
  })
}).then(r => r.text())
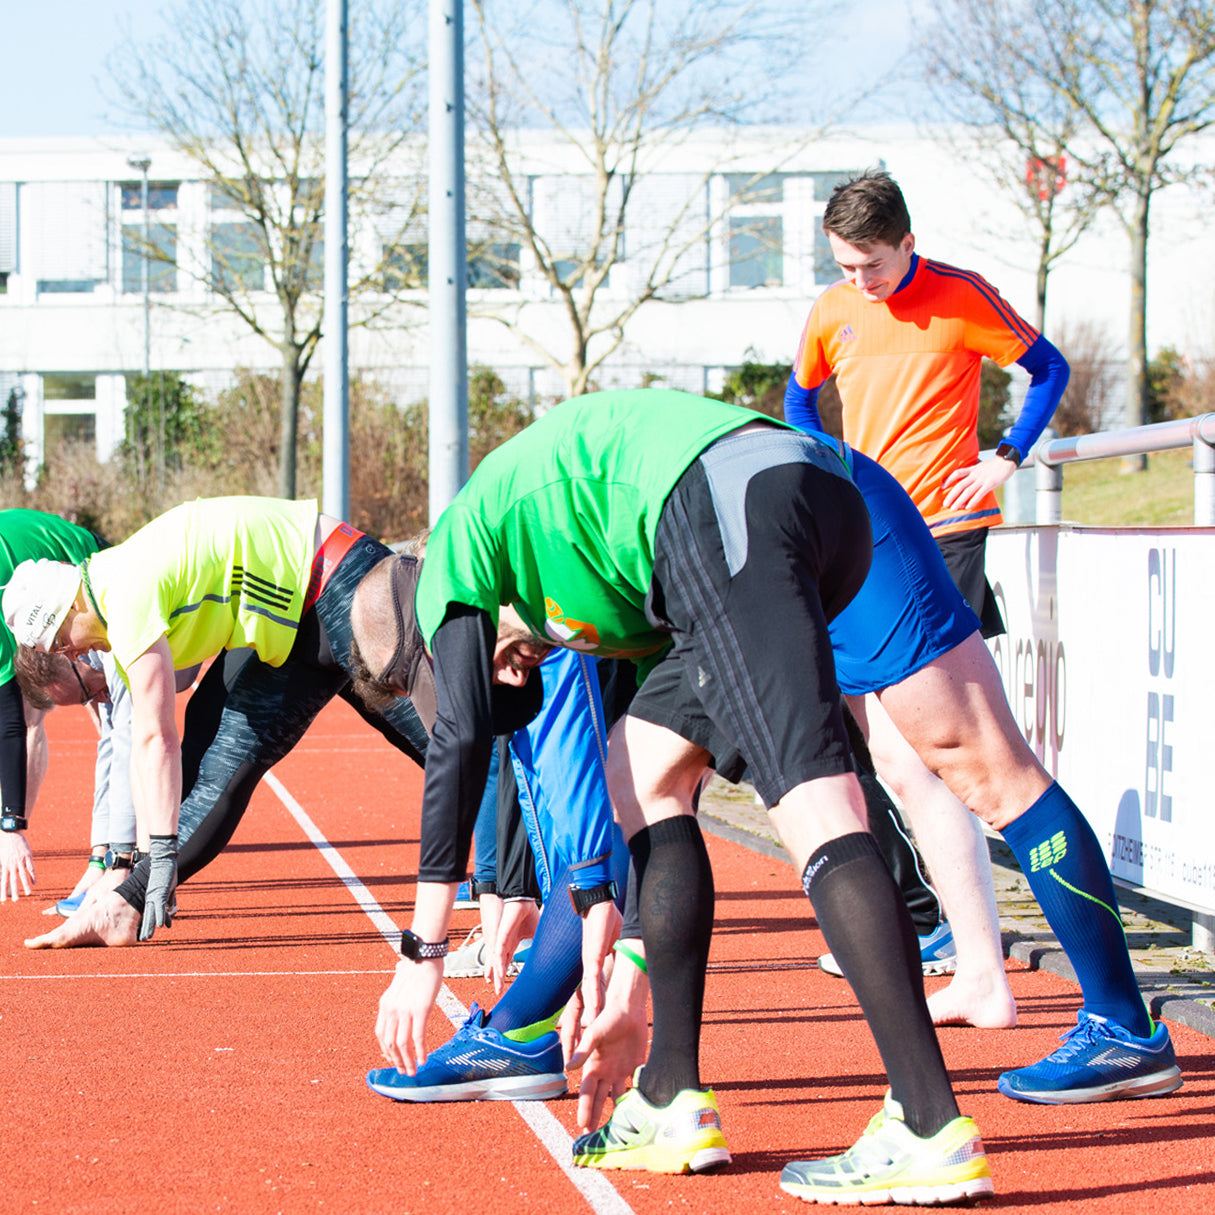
top-left (785, 169), bottom-right (1070, 1029)
top-left (786, 169), bottom-right (1069, 629)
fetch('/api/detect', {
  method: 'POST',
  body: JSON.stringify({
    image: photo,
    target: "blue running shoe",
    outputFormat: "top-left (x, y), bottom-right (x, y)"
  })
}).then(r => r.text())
top-left (366, 1004), bottom-right (566, 1102)
top-left (917, 921), bottom-right (957, 976)
top-left (819, 920), bottom-right (957, 979)
top-left (998, 1010), bottom-right (1182, 1104)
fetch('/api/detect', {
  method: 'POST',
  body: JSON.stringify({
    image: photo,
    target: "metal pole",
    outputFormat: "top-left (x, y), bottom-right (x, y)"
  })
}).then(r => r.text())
top-left (1194, 433), bottom-right (1215, 527)
top-left (323, 0), bottom-right (350, 520)
top-left (1035, 455), bottom-right (1063, 525)
top-left (127, 155), bottom-right (153, 483)
top-left (428, 0), bottom-right (468, 525)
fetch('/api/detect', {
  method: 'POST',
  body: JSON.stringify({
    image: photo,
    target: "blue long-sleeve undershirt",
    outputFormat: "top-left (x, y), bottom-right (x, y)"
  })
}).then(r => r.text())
top-left (781, 333), bottom-right (1070, 464)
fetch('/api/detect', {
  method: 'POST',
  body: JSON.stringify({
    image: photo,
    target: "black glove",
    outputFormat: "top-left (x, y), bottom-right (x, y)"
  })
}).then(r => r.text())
top-left (139, 834), bottom-right (179, 942)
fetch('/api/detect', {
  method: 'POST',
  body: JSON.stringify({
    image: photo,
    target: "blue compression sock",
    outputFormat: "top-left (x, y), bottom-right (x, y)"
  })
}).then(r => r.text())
top-left (1001, 782), bottom-right (1150, 1036)
top-left (485, 877), bottom-right (584, 1033)
top-left (485, 841), bottom-right (630, 1035)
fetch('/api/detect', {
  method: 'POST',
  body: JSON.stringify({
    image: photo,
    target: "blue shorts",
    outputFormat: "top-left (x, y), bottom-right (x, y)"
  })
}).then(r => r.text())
top-left (830, 451), bottom-right (980, 696)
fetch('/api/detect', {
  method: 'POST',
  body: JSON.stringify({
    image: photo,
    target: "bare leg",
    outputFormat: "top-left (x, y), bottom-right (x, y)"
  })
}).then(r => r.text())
top-left (873, 635), bottom-right (1055, 1025)
top-left (852, 692), bottom-right (1016, 1029)
top-left (25, 889), bottom-right (140, 949)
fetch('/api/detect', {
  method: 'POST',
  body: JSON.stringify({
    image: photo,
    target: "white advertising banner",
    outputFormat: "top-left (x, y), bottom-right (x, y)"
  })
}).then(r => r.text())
top-left (986, 527), bottom-right (1215, 914)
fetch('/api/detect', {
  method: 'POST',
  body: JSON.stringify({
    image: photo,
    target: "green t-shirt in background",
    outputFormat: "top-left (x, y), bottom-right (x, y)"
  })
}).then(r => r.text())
top-left (0, 510), bottom-right (101, 685)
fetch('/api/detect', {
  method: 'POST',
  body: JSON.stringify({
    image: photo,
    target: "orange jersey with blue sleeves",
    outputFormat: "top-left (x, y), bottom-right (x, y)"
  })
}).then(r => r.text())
top-left (790, 256), bottom-right (1039, 537)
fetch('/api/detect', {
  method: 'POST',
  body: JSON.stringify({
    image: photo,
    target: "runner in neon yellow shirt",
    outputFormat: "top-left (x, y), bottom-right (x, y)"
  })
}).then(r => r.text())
top-left (5, 496), bottom-right (432, 944)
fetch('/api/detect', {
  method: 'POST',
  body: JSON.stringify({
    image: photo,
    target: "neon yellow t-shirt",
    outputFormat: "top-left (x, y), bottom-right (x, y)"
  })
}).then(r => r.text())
top-left (87, 497), bottom-right (317, 674)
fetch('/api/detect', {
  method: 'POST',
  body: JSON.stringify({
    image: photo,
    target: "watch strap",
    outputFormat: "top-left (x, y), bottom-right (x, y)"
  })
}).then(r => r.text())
top-left (399, 928), bottom-right (450, 960)
top-left (568, 880), bottom-right (619, 918)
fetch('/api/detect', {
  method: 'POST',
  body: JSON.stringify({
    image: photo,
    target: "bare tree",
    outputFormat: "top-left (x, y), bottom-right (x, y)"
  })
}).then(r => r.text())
top-left (918, 0), bottom-right (1215, 465)
top-left (916, 1), bottom-right (1109, 329)
top-left (108, 0), bottom-right (426, 498)
top-left (464, 0), bottom-right (833, 396)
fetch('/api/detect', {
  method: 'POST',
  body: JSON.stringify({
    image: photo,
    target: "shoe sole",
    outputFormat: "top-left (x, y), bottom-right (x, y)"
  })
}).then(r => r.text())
top-left (818, 957), bottom-right (958, 979)
top-left (921, 956), bottom-right (958, 977)
top-left (997, 1065), bottom-right (1182, 1104)
top-left (574, 1143), bottom-right (732, 1175)
top-left (367, 1072), bottom-right (566, 1103)
top-left (780, 1172), bottom-right (994, 1205)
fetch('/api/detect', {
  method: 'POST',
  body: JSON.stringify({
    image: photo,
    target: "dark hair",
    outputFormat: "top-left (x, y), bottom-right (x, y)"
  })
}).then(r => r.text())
top-left (822, 169), bottom-right (911, 249)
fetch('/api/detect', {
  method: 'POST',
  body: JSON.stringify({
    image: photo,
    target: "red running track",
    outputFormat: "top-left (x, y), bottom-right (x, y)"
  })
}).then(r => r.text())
top-left (1, 698), bottom-right (1212, 1215)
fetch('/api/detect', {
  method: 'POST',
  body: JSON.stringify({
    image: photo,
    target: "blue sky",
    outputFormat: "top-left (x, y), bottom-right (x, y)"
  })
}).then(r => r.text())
top-left (0, 3), bottom-right (169, 138)
top-left (0, 1), bottom-right (921, 139)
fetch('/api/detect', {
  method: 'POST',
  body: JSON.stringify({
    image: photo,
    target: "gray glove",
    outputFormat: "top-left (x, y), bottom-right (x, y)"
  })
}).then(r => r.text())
top-left (139, 835), bottom-right (179, 942)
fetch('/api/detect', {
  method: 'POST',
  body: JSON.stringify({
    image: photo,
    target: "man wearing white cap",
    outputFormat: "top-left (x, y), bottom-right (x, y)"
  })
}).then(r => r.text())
top-left (0, 510), bottom-right (105, 902)
top-left (4, 495), bottom-right (434, 945)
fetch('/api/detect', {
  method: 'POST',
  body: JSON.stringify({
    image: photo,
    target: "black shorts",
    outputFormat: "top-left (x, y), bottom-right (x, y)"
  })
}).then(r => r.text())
top-left (628, 428), bottom-right (872, 807)
top-left (935, 528), bottom-right (1005, 639)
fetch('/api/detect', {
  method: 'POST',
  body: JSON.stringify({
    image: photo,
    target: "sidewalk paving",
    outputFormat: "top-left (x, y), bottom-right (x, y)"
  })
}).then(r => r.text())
top-left (698, 775), bottom-right (1215, 1039)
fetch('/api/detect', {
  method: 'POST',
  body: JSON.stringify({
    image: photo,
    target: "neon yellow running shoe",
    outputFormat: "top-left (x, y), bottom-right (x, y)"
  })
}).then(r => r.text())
top-left (780, 1092), bottom-right (993, 1206)
top-left (571, 1082), bottom-right (731, 1175)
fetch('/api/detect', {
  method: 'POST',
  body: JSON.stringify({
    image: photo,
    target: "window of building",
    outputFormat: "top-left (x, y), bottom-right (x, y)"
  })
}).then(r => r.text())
top-left (299, 238), bottom-right (324, 291)
top-left (121, 182), bottom-right (180, 211)
top-left (122, 223), bottom-right (178, 293)
top-left (810, 171), bottom-right (853, 202)
top-left (383, 243), bottom-right (428, 291)
top-left (726, 173), bottom-right (784, 204)
top-left (468, 243), bottom-right (521, 289)
top-left (814, 227), bottom-right (840, 285)
top-left (42, 373), bottom-right (96, 400)
top-left (212, 222), bottom-right (266, 292)
top-left (729, 216), bottom-right (783, 288)
top-left (36, 280), bottom-right (98, 294)
top-left (43, 412), bottom-right (96, 449)
top-left (210, 182), bottom-right (248, 212)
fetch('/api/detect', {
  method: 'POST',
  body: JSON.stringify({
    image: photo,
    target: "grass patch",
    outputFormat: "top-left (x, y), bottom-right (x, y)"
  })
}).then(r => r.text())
top-left (1002, 448), bottom-right (1199, 527)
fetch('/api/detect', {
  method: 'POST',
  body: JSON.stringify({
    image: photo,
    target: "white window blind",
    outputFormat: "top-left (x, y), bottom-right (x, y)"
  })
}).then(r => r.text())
top-left (22, 181), bottom-right (110, 281)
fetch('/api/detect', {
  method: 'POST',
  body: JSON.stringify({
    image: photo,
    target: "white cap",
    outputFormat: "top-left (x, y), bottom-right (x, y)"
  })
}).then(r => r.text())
top-left (2, 559), bottom-right (84, 651)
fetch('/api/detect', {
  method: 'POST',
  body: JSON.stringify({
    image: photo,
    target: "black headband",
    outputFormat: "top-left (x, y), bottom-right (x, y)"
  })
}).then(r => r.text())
top-left (377, 556), bottom-right (436, 733)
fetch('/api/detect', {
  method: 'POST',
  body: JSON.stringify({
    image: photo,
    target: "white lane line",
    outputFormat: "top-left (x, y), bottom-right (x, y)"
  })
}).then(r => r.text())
top-left (264, 772), bottom-right (635, 1215)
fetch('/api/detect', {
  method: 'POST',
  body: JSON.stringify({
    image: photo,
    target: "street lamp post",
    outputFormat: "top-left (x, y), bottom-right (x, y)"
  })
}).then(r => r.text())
top-left (126, 155), bottom-right (154, 483)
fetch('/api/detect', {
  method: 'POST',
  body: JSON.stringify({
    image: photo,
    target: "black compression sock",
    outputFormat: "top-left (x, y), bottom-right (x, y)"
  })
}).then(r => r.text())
top-left (629, 815), bottom-right (715, 1108)
top-left (803, 832), bottom-right (958, 1138)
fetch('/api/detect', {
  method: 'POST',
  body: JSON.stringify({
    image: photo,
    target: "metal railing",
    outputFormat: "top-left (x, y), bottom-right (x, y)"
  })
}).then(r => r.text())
top-left (1001, 412), bottom-right (1215, 527)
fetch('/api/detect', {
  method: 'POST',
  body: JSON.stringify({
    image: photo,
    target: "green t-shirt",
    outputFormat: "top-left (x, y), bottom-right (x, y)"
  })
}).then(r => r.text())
top-left (0, 510), bottom-right (101, 685)
top-left (87, 496), bottom-right (317, 675)
top-left (416, 389), bottom-right (775, 671)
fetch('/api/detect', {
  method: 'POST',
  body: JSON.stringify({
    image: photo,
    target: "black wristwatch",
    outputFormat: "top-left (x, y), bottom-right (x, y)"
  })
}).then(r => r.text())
top-left (568, 880), bottom-right (619, 918)
top-left (0, 813), bottom-right (27, 833)
top-left (399, 929), bottom-right (450, 961)
top-left (104, 849), bottom-right (146, 871)
top-left (995, 441), bottom-right (1022, 465)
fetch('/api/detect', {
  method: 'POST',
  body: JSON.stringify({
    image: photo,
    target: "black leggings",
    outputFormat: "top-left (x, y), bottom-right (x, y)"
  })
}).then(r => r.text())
top-left (117, 537), bottom-right (428, 911)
